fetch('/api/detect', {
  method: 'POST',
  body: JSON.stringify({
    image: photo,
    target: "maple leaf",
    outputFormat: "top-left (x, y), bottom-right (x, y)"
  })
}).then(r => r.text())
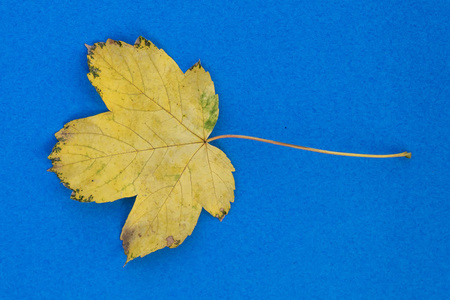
top-left (49, 37), bottom-right (235, 262)
top-left (49, 37), bottom-right (411, 263)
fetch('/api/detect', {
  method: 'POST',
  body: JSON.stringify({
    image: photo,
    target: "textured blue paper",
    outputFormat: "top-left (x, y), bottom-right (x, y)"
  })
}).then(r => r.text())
top-left (1, 1), bottom-right (449, 299)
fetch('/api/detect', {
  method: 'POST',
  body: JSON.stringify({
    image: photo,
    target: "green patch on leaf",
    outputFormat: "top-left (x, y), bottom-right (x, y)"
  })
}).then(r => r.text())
top-left (200, 93), bottom-right (219, 132)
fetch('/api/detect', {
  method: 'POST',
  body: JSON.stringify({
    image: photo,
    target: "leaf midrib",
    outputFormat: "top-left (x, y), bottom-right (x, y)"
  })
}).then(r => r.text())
top-left (55, 141), bottom-right (204, 168)
top-left (94, 46), bottom-right (205, 142)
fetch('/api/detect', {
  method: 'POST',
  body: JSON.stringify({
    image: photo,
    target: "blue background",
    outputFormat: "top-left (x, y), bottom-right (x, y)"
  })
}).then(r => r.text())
top-left (1, 1), bottom-right (449, 299)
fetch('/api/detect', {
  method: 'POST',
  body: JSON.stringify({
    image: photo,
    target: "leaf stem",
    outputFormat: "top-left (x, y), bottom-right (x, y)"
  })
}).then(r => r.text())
top-left (207, 134), bottom-right (411, 159)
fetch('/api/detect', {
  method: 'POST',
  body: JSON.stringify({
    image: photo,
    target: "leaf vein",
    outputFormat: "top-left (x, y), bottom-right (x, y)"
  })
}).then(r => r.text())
top-left (95, 49), bottom-right (203, 140)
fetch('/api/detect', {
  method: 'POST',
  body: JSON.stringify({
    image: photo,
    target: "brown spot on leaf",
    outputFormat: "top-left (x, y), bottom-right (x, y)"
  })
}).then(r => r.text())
top-left (85, 44), bottom-right (94, 54)
top-left (166, 236), bottom-right (175, 247)
top-left (216, 208), bottom-right (227, 221)
top-left (52, 144), bottom-right (62, 153)
top-left (121, 228), bottom-right (135, 255)
top-left (94, 86), bottom-right (103, 97)
top-left (166, 236), bottom-right (180, 247)
top-left (188, 60), bottom-right (202, 71)
top-left (106, 39), bottom-right (122, 46)
top-left (134, 36), bottom-right (151, 48)
top-left (123, 240), bottom-right (130, 255)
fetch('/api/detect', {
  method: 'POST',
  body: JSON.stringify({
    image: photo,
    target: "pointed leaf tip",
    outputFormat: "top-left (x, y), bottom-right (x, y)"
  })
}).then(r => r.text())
top-left (188, 60), bottom-right (202, 71)
top-left (134, 36), bottom-right (144, 45)
top-left (134, 36), bottom-right (153, 48)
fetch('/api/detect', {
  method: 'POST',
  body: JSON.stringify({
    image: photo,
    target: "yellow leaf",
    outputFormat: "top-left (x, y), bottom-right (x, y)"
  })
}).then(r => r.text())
top-left (48, 37), bottom-right (235, 262)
